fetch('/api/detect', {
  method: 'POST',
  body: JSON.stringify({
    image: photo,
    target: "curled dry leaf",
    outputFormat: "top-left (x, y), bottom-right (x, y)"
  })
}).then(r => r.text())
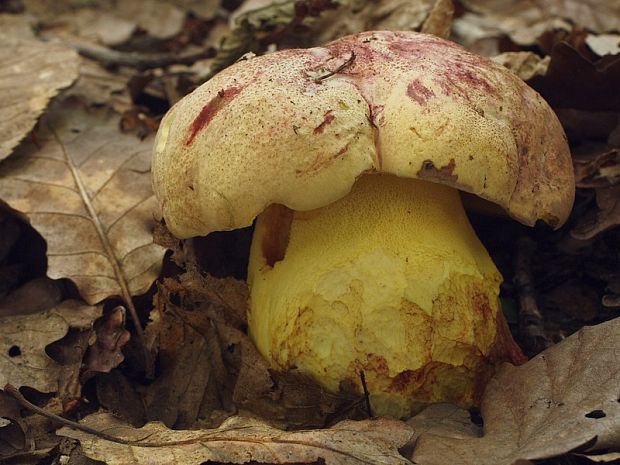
top-left (573, 147), bottom-right (620, 188)
top-left (59, 413), bottom-right (414, 465)
top-left (84, 306), bottom-right (131, 376)
top-left (313, 0), bottom-right (437, 44)
top-left (586, 33), bottom-right (620, 57)
top-left (459, 0), bottom-right (620, 44)
top-left (420, 0), bottom-right (454, 40)
top-left (65, 57), bottom-right (133, 113)
top-left (491, 51), bottom-right (550, 81)
top-left (0, 300), bottom-right (101, 392)
top-left (409, 318), bottom-right (620, 465)
top-left (0, 36), bottom-right (79, 161)
top-left (571, 185), bottom-right (620, 240)
top-left (0, 97), bottom-right (165, 305)
top-left (528, 42), bottom-right (620, 111)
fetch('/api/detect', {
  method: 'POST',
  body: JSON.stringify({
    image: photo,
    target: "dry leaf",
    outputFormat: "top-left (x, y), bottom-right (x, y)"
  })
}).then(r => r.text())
top-left (491, 51), bottom-right (550, 81)
top-left (529, 42), bottom-right (620, 111)
top-left (571, 185), bottom-right (620, 240)
top-left (114, 0), bottom-right (186, 40)
top-left (0, 300), bottom-right (101, 392)
top-left (0, 13), bottom-right (36, 41)
top-left (573, 147), bottom-right (620, 188)
top-left (420, 0), bottom-right (454, 39)
top-left (84, 306), bottom-right (131, 376)
top-left (0, 97), bottom-right (165, 305)
top-left (406, 403), bottom-right (481, 440)
top-left (59, 413), bottom-right (414, 465)
top-left (409, 318), bottom-right (620, 465)
top-left (143, 308), bottom-right (232, 428)
top-left (459, 0), bottom-right (620, 45)
top-left (586, 33), bottom-right (620, 57)
top-left (313, 0), bottom-right (436, 44)
top-left (53, 9), bottom-right (136, 46)
top-left (0, 36), bottom-right (79, 161)
top-left (0, 277), bottom-right (63, 318)
top-left (65, 58), bottom-right (133, 113)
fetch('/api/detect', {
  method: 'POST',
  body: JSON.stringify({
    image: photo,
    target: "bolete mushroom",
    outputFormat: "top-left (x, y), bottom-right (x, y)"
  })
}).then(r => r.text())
top-left (152, 31), bottom-right (574, 418)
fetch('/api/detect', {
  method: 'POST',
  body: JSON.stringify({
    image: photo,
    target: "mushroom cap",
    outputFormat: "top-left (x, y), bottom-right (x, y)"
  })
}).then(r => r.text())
top-left (152, 31), bottom-right (574, 238)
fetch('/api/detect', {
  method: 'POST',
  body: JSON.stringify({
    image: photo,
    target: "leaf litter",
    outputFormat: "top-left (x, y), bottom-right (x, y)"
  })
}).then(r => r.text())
top-left (0, 31), bottom-right (79, 162)
top-left (0, 97), bottom-right (165, 306)
top-left (0, 1), bottom-right (619, 464)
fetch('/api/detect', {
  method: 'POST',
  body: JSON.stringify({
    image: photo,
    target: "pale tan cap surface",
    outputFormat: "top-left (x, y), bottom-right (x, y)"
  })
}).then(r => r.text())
top-left (152, 31), bottom-right (574, 238)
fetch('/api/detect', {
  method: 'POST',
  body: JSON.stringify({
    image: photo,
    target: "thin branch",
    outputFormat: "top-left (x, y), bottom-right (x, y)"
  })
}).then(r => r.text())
top-left (314, 52), bottom-right (356, 82)
top-left (76, 44), bottom-right (214, 71)
top-left (513, 236), bottom-right (553, 356)
top-left (4, 384), bottom-right (142, 446)
top-left (359, 371), bottom-right (373, 418)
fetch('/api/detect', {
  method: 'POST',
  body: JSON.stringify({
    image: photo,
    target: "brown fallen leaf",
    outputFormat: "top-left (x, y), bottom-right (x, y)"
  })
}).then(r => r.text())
top-left (420, 0), bottom-right (454, 40)
top-left (84, 306), bottom-right (131, 377)
top-left (0, 96), bottom-right (165, 306)
top-left (143, 296), bottom-right (232, 428)
top-left (59, 413), bottom-right (414, 465)
top-left (406, 403), bottom-right (481, 440)
top-left (0, 35), bottom-right (79, 161)
top-left (529, 42), bottom-right (620, 111)
top-left (0, 300), bottom-right (101, 392)
top-left (25, 0), bottom-right (186, 43)
top-left (409, 317), bottom-right (620, 465)
top-left (571, 185), bottom-right (620, 240)
top-left (573, 147), bottom-right (620, 188)
top-left (65, 57), bottom-right (133, 113)
top-left (313, 0), bottom-right (437, 45)
top-left (586, 33), bottom-right (620, 57)
top-left (491, 51), bottom-right (550, 81)
top-left (0, 277), bottom-right (63, 318)
top-left (459, 0), bottom-right (620, 45)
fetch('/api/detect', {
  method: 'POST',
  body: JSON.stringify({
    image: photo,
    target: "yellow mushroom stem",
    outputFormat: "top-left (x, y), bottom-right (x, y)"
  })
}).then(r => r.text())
top-left (247, 174), bottom-right (524, 418)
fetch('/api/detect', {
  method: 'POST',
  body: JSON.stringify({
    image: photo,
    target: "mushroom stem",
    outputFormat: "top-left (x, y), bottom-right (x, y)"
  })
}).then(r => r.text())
top-left (248, 174), bottom-right (524, 418)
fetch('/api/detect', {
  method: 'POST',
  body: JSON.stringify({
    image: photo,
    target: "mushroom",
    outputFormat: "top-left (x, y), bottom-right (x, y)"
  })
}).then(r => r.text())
top-left (152, 31), bottom-right (574, 418)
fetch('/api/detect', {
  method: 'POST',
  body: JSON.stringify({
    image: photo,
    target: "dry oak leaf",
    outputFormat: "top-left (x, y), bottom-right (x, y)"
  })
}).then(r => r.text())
top-left (571, 185), bottom-right (620, 240)
top-left (491, 51), bottom-right (550, 81)
top-left (0, 36), bottom-right (79, 162)
top-left (459, 0), bottom-right (620, 44)
top-left (409, 317), bottom-right (620, 465)
top-left (0, 97), bottom-right (165, 305)
top-left (59, 413), bottom-right (414, 465)
top-left (0, 300), bottom-right (101, 392)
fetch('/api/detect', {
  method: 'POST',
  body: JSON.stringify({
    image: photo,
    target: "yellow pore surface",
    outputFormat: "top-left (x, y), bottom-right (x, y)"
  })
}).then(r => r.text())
top-left (248, 174), bottom-right (504, 417)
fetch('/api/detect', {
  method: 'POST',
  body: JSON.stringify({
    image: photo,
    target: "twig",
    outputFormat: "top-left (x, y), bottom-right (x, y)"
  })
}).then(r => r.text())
top-left (3, 384), bottom-right (141, 446)
top-left (359, 371), bottom-right (373, 418)
top-left (314, 52), bottom-right (356, 82)
top-left (76, 44), bottom-right (214, 71)
top-left (513, 236), bottom-right (553, 355)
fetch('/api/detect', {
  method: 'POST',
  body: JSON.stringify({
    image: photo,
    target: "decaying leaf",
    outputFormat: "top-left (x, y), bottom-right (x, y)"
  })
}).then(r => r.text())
top-left (65, 57), bottom-right (133, 113)
top-left (409, 318), bottom-right (620, 465)
top-left (573, 147), bottom-right (620, 188)
top-left (313, 0), bottom-right (437, 44)
top-left (586, 33), bottom-right (620, 57)
top-left (420, 0), bottom-right (454, 39)
top-left (0, 97), bottom-right (165, 305)
top-left (491, 51), bottom-right (550, 81)
top-left (59, 413), bottom-right (413, 465)
top-left (0, 36), bottom-right (79, 162)
top-left (528, 42), bottom-right (620, 111)
top-left (84, 306), bottom-right (131, 376)
top-left (459, 0), bottom-right (620, 45)
top-left (0, 300), bottom-right (101, 392)
top-left (571, 185), bottom-right (620, 240)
